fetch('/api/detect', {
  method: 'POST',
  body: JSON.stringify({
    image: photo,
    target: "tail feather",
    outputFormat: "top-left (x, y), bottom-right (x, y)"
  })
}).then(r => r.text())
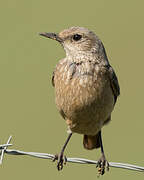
top-left (83, 133), bottom-right (100, 150)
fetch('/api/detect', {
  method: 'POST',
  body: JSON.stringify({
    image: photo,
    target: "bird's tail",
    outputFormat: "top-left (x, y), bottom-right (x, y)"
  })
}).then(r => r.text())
top-left (83, 133), bottom-right (100, 150)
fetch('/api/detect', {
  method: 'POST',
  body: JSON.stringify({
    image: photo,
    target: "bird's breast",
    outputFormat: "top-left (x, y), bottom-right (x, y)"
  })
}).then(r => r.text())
top-left (54, 61), bottom-right (114, 135)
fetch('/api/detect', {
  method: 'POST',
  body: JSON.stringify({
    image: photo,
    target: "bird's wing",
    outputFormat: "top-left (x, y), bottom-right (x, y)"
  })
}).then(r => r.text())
top-left (108, 65), bottom-right (120, 103)
top-left (100, 43), bottom-right (120, 103)
top-left (52, 71), bottom-right (55, 87)
top-left (51, 58), bottom-right (66, 87)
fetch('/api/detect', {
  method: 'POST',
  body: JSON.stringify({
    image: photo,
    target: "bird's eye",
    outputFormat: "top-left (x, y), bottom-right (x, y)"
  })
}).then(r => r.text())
top-left (72, 34), bottom-right (82, 41)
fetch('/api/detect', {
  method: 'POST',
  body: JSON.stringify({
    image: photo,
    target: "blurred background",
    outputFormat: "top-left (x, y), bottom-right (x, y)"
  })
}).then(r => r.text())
top-left (0, 0), bottom-right (144, 179)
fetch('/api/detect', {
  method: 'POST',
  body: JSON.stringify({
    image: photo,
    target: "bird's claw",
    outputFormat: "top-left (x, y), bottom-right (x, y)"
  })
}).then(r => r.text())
top-left (52, 153), bottom-right (67, 171)
top-left (52, 154), bottom-right (58, 162)
top-left (96, 155), bottom-right (109, 176)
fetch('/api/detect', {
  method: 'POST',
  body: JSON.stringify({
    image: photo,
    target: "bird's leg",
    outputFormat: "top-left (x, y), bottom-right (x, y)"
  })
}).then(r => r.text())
top-left (96, 131), bottom-right (109, 175)
top-left (53, 132), bottom-right (72, 171)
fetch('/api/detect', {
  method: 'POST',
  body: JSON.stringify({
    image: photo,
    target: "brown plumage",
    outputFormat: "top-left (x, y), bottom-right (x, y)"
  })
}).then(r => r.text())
top-left (40, 27), bottom-right (120, 175)
top-left (83, 134), bottom-right (101, 149)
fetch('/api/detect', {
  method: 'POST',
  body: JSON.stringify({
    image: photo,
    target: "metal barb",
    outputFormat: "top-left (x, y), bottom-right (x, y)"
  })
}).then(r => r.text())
top-left (0, 144), bottom-right (12, 149)
top-left (0, 136), bottom-right (12, 165)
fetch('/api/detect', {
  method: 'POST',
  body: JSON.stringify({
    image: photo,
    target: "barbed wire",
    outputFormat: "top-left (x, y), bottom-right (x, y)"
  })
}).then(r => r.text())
top-left (0, 136), bottom-right (144, 173)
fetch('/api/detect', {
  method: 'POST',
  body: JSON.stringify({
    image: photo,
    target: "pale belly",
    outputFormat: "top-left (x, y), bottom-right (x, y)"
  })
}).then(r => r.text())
top-left (54, 70), bottom-right (114, 136)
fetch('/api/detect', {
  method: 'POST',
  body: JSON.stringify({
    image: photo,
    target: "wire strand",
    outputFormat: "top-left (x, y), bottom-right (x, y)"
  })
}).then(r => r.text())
top-left (0, 136), bottom-right (144, 172)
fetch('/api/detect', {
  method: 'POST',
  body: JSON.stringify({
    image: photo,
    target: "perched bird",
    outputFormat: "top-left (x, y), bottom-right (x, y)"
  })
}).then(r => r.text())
top-left (40, 27), bottom-right (120, 175)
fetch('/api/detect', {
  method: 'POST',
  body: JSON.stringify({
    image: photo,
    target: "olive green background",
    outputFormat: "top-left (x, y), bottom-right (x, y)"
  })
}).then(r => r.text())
top-left (0, 0), bottom-right (144, 179)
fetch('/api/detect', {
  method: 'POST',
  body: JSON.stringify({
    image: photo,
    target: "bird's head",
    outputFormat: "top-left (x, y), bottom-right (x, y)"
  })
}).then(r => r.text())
top-left (40, 27), bottom-right (104, 59)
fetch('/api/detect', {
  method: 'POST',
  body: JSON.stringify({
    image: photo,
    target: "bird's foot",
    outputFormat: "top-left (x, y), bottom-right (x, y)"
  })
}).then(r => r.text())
top-left (96, 154), bottom-right (109, 176)
top-left (52, 153), bottom-right (67, 171)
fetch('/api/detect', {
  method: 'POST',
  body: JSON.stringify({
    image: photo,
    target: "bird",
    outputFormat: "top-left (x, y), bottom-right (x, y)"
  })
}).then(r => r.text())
top-left (39, 27), bottom-right (120, 175)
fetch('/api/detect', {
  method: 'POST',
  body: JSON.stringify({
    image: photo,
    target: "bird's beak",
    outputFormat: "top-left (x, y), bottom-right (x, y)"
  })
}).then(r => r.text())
top-left (39, 32), bottom-right (63, 43)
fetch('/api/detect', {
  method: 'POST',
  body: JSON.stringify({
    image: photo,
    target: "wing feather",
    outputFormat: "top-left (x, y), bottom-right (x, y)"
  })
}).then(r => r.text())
top-left (108, 66), bottom-right (120, 103)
